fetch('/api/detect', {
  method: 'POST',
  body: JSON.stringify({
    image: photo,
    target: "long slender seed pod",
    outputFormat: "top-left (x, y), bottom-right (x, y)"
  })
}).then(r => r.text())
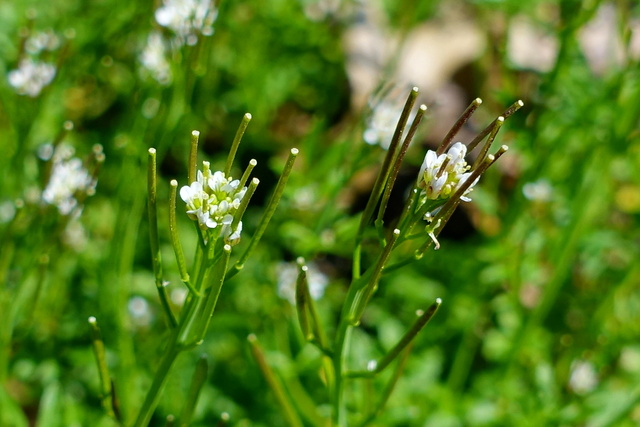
top-left (437, 98), bottom-right (482, 155)
top-left (188, 131), bottom-right (200, 185)
top-left (88, 317), bottom-right (116, 419)
top-left (148, 148), bottom-right (177, 327)
top-left (169, 180), bottom-right (196, 295)
top-left (224, 113), bottom-right (252, 176)
top-left (229, 148), bottom-right (298, 278)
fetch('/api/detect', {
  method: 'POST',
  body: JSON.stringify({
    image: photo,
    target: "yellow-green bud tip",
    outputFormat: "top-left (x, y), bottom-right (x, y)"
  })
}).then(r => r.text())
top-left (191, 130), bottom-right (200, 137)
top-left (148, 148), bottom-right (156, 154)
top-left (64, 121), bottom-right (74, 131)
top-left (435, 297), bottom-right (442, 304)
top-left (247, 334), bottom-right (257, 342)
top-left (88, 316), bottom-right (97, 324)
top-left (244, 113), bottom-right (252, 120)
top-left (170, 179), bottom-right (178, 187)
top-left (291, 148), bottom-right (299, 155)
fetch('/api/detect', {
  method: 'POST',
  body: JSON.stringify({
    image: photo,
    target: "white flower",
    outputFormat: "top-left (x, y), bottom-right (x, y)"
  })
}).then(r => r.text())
top-left (140, 32), bottom-right (172, 85)
top-left (128, 296), bottom-right (153, 328)
top-left (569, 360), bottom-right (598, 395)
top-left (155, 0), bottom-right (218, 46)
top-left (42, 146), bottom-right (95, 215)
top-left (363, 100), bottom-right (403, 149)
top-left (277, 261), bottom-right (329, 305)
top-left (8, 58), bottom-right (56, 97)
top-left (0, 200), bottom-right (16, 224)
top-left (417, 142), bottom-right (476, 202)
top-left (523, 179), bottom-right (553, 201)
top-left (25, 30), bottom-right (61, 55)
top-left (180, 161), bottom-right (246, 244)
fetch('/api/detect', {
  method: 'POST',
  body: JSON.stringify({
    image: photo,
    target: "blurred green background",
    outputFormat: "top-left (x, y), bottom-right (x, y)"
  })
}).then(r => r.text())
top-left (1, 0), bottom-right (640, 425)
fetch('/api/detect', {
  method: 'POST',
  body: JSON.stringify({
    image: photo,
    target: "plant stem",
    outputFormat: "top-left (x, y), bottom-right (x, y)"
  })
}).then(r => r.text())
top-left (133, 338), bottom-right (181, 427)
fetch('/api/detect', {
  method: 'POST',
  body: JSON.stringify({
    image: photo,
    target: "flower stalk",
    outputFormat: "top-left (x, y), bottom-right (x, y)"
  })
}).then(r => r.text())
top-left (322, 92), bottom-right (523, 426)
top-left (132, 118), bottom-right (292, 424)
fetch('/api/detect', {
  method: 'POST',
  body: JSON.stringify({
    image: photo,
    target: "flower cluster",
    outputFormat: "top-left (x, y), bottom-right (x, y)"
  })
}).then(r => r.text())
top-left (417, 142), bottom-right (478, 202)
top-left (180, 161), bottom-right (246, 244)
top-left (155, 0), bottom-right (218, 47)
top-left (140, 32), bottom-right (172, 85)
top-left (42, 145), bottom-right (97, 216)
top-left (8, 30), bottom-right (60, 97)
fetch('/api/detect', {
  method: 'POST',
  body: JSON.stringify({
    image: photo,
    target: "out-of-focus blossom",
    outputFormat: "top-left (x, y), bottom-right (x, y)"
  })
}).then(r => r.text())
top-left (42, 145), bottom-right (96, 216)
top-left (522, 179), bottom-right (553, 202)
top-left (155, 0), bottom-right (218, 46)
top-left (568, 360), bottom-right (598, 395)
top-left (277, 261), bottom-right (329, 305)
top-left (25, 30), bottom-right (61, 54)
top-left (8, 58), bottom-right (56, 97)
top-left (363, 99), bottom-right (404, 149)
top-left (140, 32), bottom-right (172, 85)
top-left (0, 201), bottom-right (17, 224)
top-left (128, 296), bottom-right (153, 328)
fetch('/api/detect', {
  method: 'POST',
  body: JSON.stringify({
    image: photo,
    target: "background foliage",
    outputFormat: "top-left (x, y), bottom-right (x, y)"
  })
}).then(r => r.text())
top-left (1, 0), bottom-right (640, 426)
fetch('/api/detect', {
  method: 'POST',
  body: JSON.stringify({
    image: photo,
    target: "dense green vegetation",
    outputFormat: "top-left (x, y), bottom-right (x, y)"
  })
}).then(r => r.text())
top-left (1, 1), bottom-right (639, 426)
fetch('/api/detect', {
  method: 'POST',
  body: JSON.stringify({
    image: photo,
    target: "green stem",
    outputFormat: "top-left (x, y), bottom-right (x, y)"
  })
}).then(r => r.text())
top-left (248, 334), bottom-right (303, 427)
top-left (178, 355), bottom-right (208, 427)
top-left (133, 338), bottom-right (181, 427)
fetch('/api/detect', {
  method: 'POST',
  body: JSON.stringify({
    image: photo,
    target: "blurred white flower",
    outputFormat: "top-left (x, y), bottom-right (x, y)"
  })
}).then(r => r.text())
top-left (140, 32), bottom-right (172, 85)
top-left (170, 287), bottom-right (188, 306)
top-left (155, 0), bottom-right (218, 46)
top-left (25, 30), bottom-right (61, 55)
top-left (363, 100), bottom-right (403, 149)
top-left (0, 201), bottom-right (17, 224)
top-left (42, 145), bottom-right (95, 215)
top-left (128, 296), bottom-right (153, 328)
top-left (180, 161), bottom-right (246, 244)
top-left (277, 261), bottom-right (329, 305)
top-left (62, 220), bottom-right (88, 251)
top-left (568, 360), bottom-right (598, 395)
top-left (8, 58), bottom-right (56, 97)
top-left (522, 179), bottom-right (553, 202)
top-left (302, 0), bottom-right (341, 21)
top-left (418, 142), bottom-right (477, 202)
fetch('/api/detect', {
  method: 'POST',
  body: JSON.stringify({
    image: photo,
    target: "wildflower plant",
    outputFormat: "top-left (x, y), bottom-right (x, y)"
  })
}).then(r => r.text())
top-left (248, 88), bottom-right (523, 426)
top-left (7, 25), bottom-right (64, 98)
top-left (88, 114), bottom-right (298, 425)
